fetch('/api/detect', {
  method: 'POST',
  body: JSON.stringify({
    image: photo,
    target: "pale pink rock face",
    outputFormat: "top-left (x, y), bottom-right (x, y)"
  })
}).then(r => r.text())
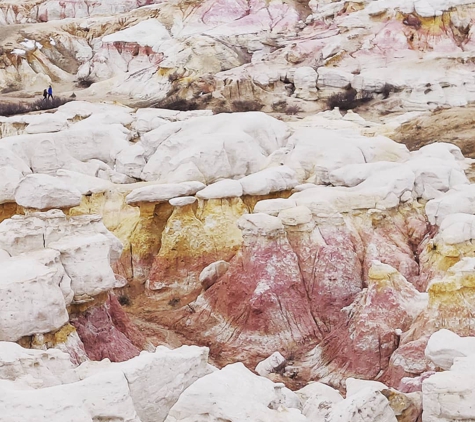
top-left (174, 225), bottom-right (321, 364)
top-left (381, 335), bottom-right (434, 388)
top-left (70, 294), bottom-right (146, 362)
top-left (305, 223), bottom-right (363, 333)
top-left (35, 0), bottom-right (161, 22)
top-left (302, 263), bottom-right (425, 390)
top-left (398, 371), bottom-right (436, 393)
top-left (190, 0), bottom-right (299, 33)
top-left (354, 210), bottom-right (429, 290)
top-left (92, 42), bottom-right (164, 79)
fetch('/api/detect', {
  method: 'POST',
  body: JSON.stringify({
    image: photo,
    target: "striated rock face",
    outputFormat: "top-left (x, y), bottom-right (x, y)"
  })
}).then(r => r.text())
top-left (303, 261), bottom-right (427, 389)
top-left (70, 294), bottom-right (145, 362)
top-left (405, 258), bottom-right (475, 342)
top-left (3, 92), bottom-right (475, 419)
top-left (172, 213), bottom-right (320, 364)
top-left (0, 209), bottom-right (143, 362)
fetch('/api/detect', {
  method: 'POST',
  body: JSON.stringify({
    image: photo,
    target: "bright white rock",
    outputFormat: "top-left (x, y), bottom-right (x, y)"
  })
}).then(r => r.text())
top-left (75, 345), bottom-right (211, 422)
top-left (0, 371), bottom-right (140, 422)
top-left (165, 363), bottom-right (306, 422)
top-left (196, 179), bottom-right (243, 199)
top-left (327, 388), bottom-right (397, 422)
top-left (425, 329), bottom-right (475, 370)
top-left (126, 182), bottom-right (203, 204)
top-left (239, 166), bottom-right (298, 196)
top-left (0, 255), bottom-right (69, 342)
top-left (255, 352), bottom-right (286, 377)
top-left (14, 174), bottom-right (82, 210)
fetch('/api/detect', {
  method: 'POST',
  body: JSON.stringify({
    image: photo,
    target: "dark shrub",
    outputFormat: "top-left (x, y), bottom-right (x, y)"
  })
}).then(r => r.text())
top-left (285, 104), bottom-right (302, 115)
top-left (76, 76), bottom-right (95, 88)
top-left (168, 297), bottom-right (180, 307)
top-left (381, 83), bottom-right (395, 99)
top-left (231, 100), bottom-right (263, 112)
top-left (0, 97), bottom-right (73, 117)
top-left (326, 88), bottom-right (374, 110)
top-left (162, 98), bottom-right (198, 111)
top-left (118, 294), bottom-right (131, 306)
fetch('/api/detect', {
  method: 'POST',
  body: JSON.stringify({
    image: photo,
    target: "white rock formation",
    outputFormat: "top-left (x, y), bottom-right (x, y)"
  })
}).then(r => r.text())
top-left (255, 352), bottom-right (286, 377)
top-left (0, 342), bottom-right (77, 387)
top-left (426, 329), bottom-right (475, 370)
top-left (327, 388), bottom-right (397, 422)
top-left (254, 198), bottom-right (297, 216)
top-left (15, 174), bottom-right (82, 210)
top-left (346, 378), bottom-right (389, 397)
top-left (126, 182), bottom-right (204, 204)
top-left (297, 382), bottom-right (343, 420)
top-left (0, 371), bottom-right (140, 422)
top-left (49, 233), bottom-right (117, 298)
top-left (196, 179), bottom-right (243, 199)
top-left (239, 166), bottom-right (298, 196)
top-left (423, 353), bottom-right (475, 421)
top-left (294, 67), bottom-right (319, 100)
top-left (165, 363), bottom-right (306, 422)
top-left (0, 211), bottom-right (122, 341)
top-left (75, 345), bottom-right (211, 422)
top-left (0, 254), bottom-right (69, 341)
top-left (141, 113), bottom-right (290, 184)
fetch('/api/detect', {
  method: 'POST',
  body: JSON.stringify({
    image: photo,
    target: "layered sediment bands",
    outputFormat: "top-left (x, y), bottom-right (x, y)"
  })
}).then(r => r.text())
top-left (285, 213), bottom-right (364, 334)
top-left (381, 335), bottom-right (434, 389)
top-left (114, 202), bottom-right (173, 292)
top-left (170, 213), bottom-right (320, 365)
top-left (70, 293), bottom-right (147, 362)
top-left (147, 198), bottom-right (248, 307)
top-left (0, 203), bottom-right (23, 223)
top-left (352, 204), bottom-right (430, 290)
top-left (301, 262), bottom-right (426, 390)
top-left (404, 258), bottom-right (475, 341)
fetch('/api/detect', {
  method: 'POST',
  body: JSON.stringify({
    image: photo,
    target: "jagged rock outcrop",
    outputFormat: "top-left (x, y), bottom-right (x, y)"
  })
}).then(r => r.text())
top-left (0, 209), bottom-right (145, 362)
top-left (0, 341), bottom-right (211, 422)
top-left (303, 261), bottom-right (427, 389)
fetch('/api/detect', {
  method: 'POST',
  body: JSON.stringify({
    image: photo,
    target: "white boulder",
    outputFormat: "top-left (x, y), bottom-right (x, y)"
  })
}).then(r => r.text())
top-left (239, 166), bottom-right (298, 196)
top-left (0, 342), bottom-right (76, 388)
top-left (0, 255), bottom-right (69, 341)
top-left (0, 371), bottom-right (139, 422)
top-left (435, 213), bottom-right (475, 245)
top-left (14, 174), bottom-right (82, 210)
top-left (327, 388), bottom-right (397, 422)
top-left (294, 67), bottom-right (319, 100)
top-left (425, 329), bottom-right (475, 370)
top-left (254, 198), bottom-right (296, 216)
top-left (255, 352), bottom-right (286, 377)
top-left (126, 182), bottom-right (202, 205)
top-left (422, 354), bottom-right (475, 422)
top-left (297, 382), bottom-right (343, 420)
top-left (165, 363), bottom-right (306, 422)
top-left (49, 234), bottom-right (117, 298)
top-left (75, 345), bottom-right (211, 422)
top-left (196, 179), bottom-right (243, 199)
top-left (317, 67), bottom-right (354, 89)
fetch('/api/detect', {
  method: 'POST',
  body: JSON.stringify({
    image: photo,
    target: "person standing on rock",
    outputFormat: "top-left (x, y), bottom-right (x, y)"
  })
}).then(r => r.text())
top-left (47, 85), bottom-right (53, 100)
top-left (42, 88), bottom-right (47, 100)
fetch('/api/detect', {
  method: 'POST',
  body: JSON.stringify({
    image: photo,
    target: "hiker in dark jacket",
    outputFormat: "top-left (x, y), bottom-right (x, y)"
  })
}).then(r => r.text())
top-left (43, 88), bottom-right (47, 100)
top-left (47, 85), bottom-right (53, 100)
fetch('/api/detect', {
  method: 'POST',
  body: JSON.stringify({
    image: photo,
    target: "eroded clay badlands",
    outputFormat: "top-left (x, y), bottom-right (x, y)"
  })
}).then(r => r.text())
top-left (2, 0), bottom-right (475, 421)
